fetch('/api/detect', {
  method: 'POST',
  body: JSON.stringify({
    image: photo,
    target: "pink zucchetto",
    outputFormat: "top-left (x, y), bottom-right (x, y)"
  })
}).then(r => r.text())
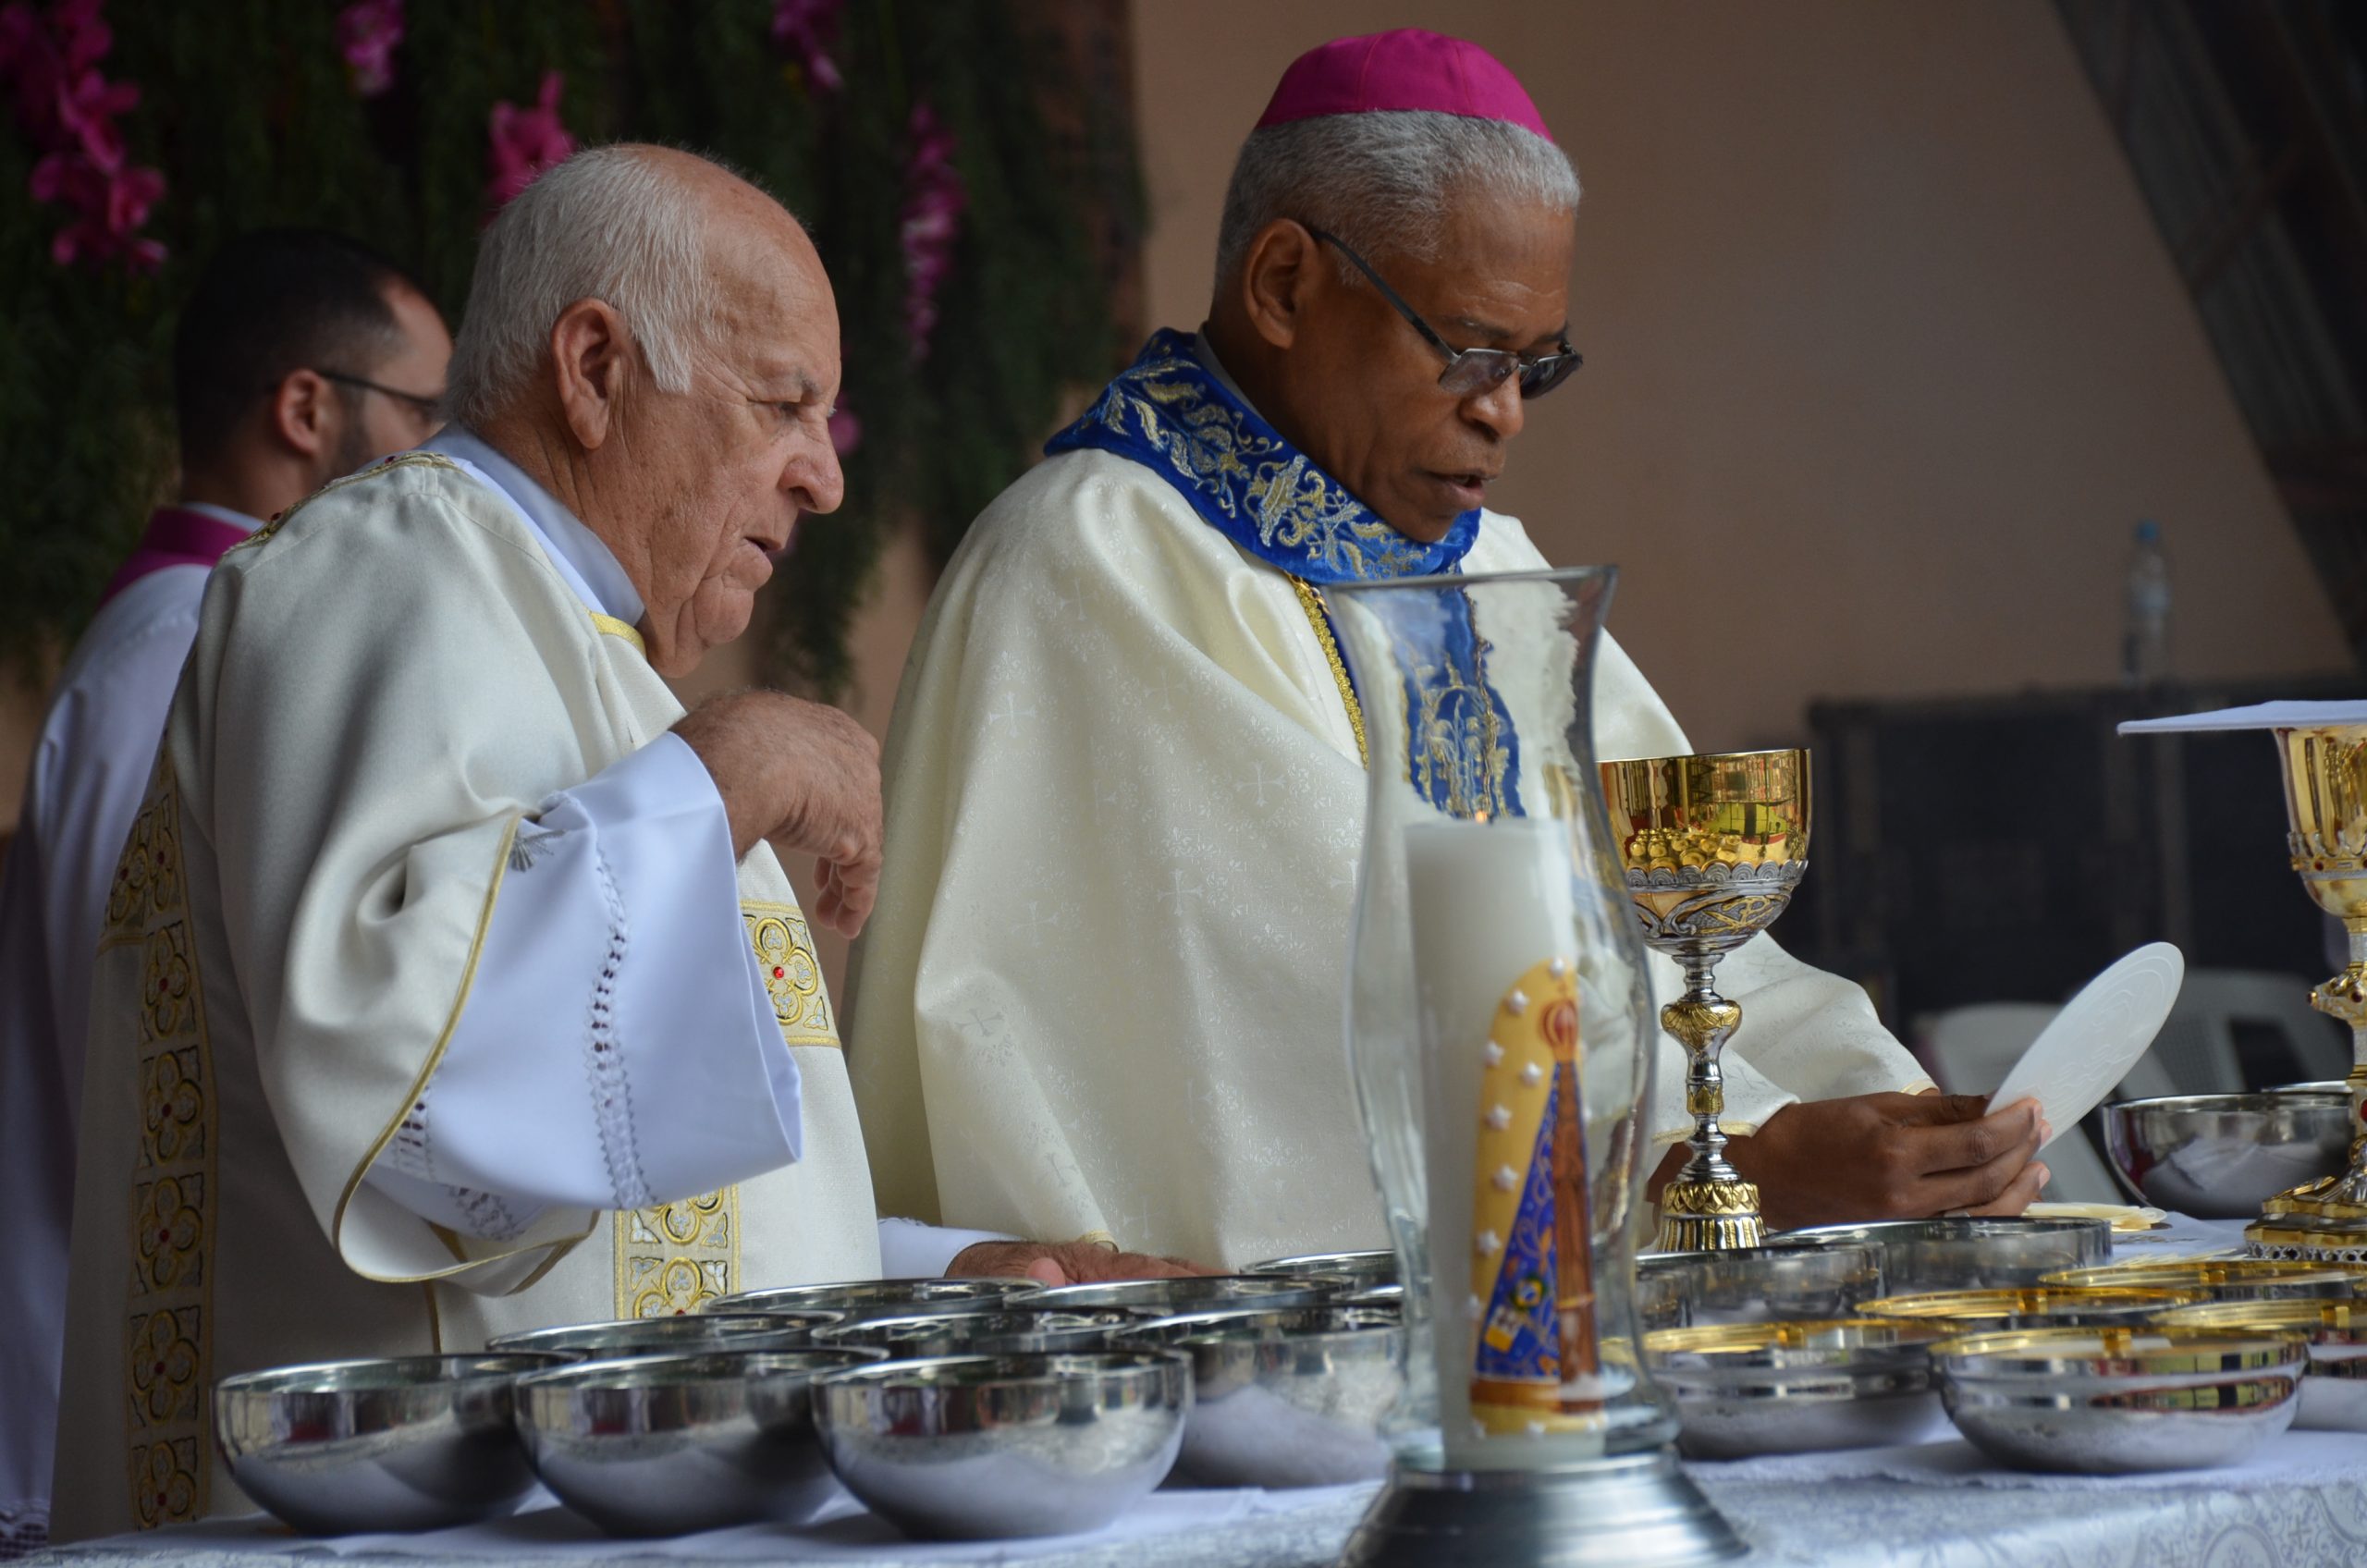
top-left (1253, 28), bottom-right (1553, 143)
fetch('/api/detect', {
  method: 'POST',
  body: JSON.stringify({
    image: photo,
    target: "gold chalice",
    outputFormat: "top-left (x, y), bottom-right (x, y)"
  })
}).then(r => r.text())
top-left (1600, 749), bottom-right (1811, 1251)
top-left (2247, 726), bottom-right (2367, 1262)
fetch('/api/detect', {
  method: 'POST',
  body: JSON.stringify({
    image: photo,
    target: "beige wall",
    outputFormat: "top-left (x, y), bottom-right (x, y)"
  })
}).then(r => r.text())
top-left (3, 1), bottom-right (2350, 978)
top-left (1132, 0), bottom-right (2349, 749)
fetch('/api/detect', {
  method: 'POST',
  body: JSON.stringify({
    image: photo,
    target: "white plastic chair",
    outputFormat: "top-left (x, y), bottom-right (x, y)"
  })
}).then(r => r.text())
top-left (2147, 969), bottom-right (2349, 1094)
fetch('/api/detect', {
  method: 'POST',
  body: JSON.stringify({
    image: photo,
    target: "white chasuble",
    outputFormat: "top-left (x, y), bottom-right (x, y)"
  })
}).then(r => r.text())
top-left (848, 335), bottom-right (1928, 1269)
top-left (49, 453), bottom-right (877, 1541)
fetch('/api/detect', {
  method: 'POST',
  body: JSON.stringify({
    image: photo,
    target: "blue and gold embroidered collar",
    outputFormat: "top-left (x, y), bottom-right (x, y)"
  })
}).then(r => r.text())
top-left (1045, 329), bottom-right (1480, 584)
top-left (1052, 328), bottom-right (1519, 819)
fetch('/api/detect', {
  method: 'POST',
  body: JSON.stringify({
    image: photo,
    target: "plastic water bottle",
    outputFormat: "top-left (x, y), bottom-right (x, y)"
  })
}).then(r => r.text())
top-left (2122, 519), bottom-right (2171, 687)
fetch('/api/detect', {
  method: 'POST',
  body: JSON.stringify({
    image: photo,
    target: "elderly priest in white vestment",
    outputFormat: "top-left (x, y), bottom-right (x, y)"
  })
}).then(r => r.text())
top-left (49, 145), bottom-right (1184, 1542)
top-left (849, 30), bottom-right (2052, 1269)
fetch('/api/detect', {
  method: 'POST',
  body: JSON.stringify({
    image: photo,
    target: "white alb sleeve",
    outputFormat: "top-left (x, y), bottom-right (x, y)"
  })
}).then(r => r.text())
top-left (877, 1218), bottom-right (1013, 1280)
top-left (363, 733), bottom-right (802, 1238)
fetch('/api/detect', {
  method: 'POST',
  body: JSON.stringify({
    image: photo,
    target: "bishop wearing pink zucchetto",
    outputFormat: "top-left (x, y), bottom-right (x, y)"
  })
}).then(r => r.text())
top-left (851, 30), bottom-right (2045, 1267)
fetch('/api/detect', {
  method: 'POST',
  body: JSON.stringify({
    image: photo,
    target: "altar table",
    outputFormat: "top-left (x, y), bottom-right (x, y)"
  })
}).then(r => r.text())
top-left (31, 1218), bottom-right (2361, 1567)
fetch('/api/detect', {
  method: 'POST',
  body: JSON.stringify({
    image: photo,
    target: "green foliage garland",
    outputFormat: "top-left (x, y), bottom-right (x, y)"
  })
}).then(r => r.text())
top-left (0, 0), bottom-right (1138, 694)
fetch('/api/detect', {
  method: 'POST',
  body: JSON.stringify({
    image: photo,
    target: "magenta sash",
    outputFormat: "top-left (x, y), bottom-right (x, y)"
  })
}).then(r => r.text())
top-left (96, 507), bottom-right (253, 609)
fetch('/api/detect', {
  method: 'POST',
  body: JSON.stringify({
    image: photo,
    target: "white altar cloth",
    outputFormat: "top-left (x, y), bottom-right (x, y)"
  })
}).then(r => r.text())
top-left (27, 1427), bottom-right (2367, 1568)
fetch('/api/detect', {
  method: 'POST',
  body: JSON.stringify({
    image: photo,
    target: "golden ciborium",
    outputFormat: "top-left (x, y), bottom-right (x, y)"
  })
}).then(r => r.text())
top-left (2247, 725), bottom-right (2367, 1262)
top-left (1600, 750), bottom-right (1811, 1252)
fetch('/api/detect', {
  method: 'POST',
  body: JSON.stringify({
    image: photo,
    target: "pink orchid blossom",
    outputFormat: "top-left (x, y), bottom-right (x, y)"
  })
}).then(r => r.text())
top-left (769, 0), bottom-right (842, 94)
top-left (33, 149), bottom-right (162, 269)
top-left (898, 102), bottom-right (966, 362)
top-left (485, 70), bottom-right (574, 214)
top-left (337, 0), bottom-right (403, 98)
top-left (0, 0), bottom-right (164, 271)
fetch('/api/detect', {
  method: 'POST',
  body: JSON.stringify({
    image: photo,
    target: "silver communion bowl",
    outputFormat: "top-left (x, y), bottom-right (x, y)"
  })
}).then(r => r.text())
top-left (814, 1352), bottom-right (1190, 1539)
top-left (484, 1311), bottom-right (836, 1360)
top-left (812, 1308), bottom-right (1139, 1357)
top-left (213, 1354), bottom-right (558, 1534)
top-left (512, 1347), bottom-right (885, 1536)
top-left (2103, 1091), bottom-right (2352, 1219)
top-left (1764, 1217), bottom-right (2112, 1291)
top-left (1116, 1306), bottom-right (1402, 1487)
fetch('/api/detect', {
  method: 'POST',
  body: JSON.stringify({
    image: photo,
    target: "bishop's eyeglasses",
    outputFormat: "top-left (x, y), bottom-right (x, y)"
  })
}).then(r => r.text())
top-left (1306, 226), bottom-right (1582, 400)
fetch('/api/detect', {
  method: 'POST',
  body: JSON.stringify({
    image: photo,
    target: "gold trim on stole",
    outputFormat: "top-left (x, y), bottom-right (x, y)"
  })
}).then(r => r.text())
top-left (603, 897), bottom-right (835, 1315)
top-left (1285, 575), bottom-right (1368, 769)
top-left (114, 755), bottom-right (217, 1529)
top-left (744, 899), bottom-right (840, 1047)
top-left (589, 613), bottom-right (645, 655)
top-left (613, 1191), bottom-right (742, 1317)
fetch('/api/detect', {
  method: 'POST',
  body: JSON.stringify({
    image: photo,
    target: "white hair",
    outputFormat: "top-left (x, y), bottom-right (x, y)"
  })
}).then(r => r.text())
top-left (1214, 111), bottom-right (1579, 291)
top-left (444, 145), bottom-right (725, 429)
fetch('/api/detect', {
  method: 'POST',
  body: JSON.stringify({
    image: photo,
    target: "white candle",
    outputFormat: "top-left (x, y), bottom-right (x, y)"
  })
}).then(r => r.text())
top-left (1404, 815), bottom-right (1609, 1469)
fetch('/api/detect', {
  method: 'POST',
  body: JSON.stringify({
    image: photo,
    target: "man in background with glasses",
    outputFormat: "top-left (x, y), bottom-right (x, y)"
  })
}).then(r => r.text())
top-left (0, 227), bottom-right (447, 1557)
top-left (851, 30), bottom-right (2044, 1269)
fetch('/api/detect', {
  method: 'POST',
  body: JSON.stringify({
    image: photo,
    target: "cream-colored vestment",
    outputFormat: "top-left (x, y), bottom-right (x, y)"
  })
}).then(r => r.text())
top-left (51, 453), bottom-right (878, 1540)
top-left (848, 447), bottom-right (1929, 1268)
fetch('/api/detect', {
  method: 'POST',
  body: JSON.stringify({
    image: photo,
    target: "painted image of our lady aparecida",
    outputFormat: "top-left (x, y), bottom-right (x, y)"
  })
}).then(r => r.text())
top-left (1469, 959), bottom-right (1604, 1436)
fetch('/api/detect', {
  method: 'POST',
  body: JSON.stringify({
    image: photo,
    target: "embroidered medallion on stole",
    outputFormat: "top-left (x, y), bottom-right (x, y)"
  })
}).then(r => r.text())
top-left (97, 756), bottom-right (217, 1526)
top-left (608, 901), bottom-right (836, 1315)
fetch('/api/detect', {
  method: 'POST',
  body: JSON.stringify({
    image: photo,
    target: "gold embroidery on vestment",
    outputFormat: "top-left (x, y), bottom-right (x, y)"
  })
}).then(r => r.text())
top-left (614, 1188), bottom-right (741, 1317)
top-left (744, 900), bottom-right (840, 1047)
top-left (236, 451), bottom-right (460, 553)
top-left (117, 754), bottom-right (215, 1529)
top-left (1286, 575), bottom-right (1368, 769)
top-left (1402, 636), bottom-right (1515, 821)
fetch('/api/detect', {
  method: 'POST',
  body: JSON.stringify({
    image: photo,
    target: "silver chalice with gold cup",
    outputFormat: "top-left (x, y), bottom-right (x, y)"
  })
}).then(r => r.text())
top-left (1600, 750), bottom-right (1811, 1252)
top-left (2248, 725), bottom-right (2367, 1262)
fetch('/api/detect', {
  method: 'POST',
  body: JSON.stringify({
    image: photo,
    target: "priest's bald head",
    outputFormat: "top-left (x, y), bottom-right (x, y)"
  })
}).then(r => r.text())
top-left (446, 144), bottom-right (845, 677)
top-left (1205, 31), bottom-right (1580, 545)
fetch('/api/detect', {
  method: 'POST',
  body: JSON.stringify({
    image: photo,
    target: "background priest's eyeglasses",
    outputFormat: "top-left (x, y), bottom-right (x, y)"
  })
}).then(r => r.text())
top-left (315, 368), bottom-right (445, 423)
top-left (1305, 225), bottom-right (1582, 400)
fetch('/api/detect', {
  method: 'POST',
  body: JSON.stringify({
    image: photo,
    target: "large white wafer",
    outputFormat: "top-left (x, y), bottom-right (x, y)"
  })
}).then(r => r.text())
top-left (1988, 943), bottom-right (2185, 1149)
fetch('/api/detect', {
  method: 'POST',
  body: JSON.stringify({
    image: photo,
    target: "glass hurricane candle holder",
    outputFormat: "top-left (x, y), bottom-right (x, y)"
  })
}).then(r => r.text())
top-left (1327, 566), bottom-right (1743, 1567)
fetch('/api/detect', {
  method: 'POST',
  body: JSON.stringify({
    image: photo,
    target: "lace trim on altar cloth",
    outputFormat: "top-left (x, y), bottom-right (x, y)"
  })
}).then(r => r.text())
top-left (0, 1502), bottom-right (46, 1562)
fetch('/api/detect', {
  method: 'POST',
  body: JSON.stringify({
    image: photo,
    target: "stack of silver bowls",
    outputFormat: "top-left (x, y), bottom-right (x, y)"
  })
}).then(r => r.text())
top-left (1642, 1318), bottom-right (1949, 1459)
top-left (1635, 1243), bottom-right (1883, 1331)
top-left (2042, 1258), bottom-right (2362, 1303)
top-left (2154, 1298), bottom-right (2367, 1431)
top-left (1856, 1287), bottom-right (2197, 1334)
top-left (1245, 1251), bottom-right (1401, 1308)
top-left (1932, 1326), bottom-right (2308, 1472)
